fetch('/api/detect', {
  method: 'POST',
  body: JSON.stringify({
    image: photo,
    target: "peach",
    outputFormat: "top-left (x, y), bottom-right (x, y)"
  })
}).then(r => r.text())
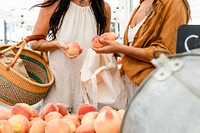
top-left (30, 117), bottom-right (44, 127)
top-left (29, 120), bottom-right (47, 133)
top-left (99, 105), bottom-right (113, 113)
top-left (40, 103), bottom-right (59, 120)
top-left (77, 103), bottom-right (97, 120)
top-left (11, 103), bottom-right (34, 120)
top-left (117, 109), bottom-right (126, 120)
top-left (45, 119), bottom-right (72, 133)
top-left (61, 118), bottom-right (76, 132)
top-left (32, 108), bottom-right (39, 118)
top-left (101, 32), bottom-right (118, 41)
top-left (55, 103), bottom-right (69, 116)
top-left (64, 113), bottom-right (80, 122)
top-left (0, 106), bottom-right (12, 120)
top-left (63, 114), bottom-right (81, 127)
top-left (91, 36), bottom-right (106, 48)
top-left (76, 124), bottom-right (95, 133)
top-left (94, 110), bottom-right (122, 133)
top-left (67, 41), bottom-right (82, 56)
top-left (0, 120), bottom-right (13, 133)
top-left (81, 111), bottom-right (98, 125)
top-left (8, 114), bottom-right (30, 133)
top-left (44, 111), bottom-right (63, 122)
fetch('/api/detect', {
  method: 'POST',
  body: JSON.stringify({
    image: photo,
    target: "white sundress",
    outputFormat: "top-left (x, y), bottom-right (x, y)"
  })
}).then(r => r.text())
top-left (41, 2), bottom-right (97, 113)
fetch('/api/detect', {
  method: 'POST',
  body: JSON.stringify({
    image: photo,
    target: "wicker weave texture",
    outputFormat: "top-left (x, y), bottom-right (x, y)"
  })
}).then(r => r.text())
top-left (0, 45), bottom-right (54, 105)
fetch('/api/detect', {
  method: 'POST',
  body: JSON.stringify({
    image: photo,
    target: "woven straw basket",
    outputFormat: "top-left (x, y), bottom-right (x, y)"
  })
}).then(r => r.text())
top-left (0, 35), bottom-right (54, 106)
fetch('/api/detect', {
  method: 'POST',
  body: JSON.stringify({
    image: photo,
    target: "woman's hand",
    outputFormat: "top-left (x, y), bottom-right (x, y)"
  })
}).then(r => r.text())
top-left (64, 51), bottom-right (82, 59)
top-left (101, 32), bottom-right (118, 41)
top-left (91, 37), bottom-right (121, 54)
top-left (58, 41), bottom-right (82, 59)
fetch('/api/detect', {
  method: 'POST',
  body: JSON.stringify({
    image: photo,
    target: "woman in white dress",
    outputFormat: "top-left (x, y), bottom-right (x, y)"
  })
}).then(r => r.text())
top-left (30, 0), bottom-right (111, 113)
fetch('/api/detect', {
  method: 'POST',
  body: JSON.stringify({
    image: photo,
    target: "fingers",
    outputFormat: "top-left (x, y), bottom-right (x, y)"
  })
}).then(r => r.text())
top-left (64, 52), bottom-right (79, 59)
top-left (65, 48), bottom-right (83, 59)
top-left (91, 45), bottom-right (108, 53)
top-left (91, 35), bottom-right (98, 42)
top-left (59, 41), bottom-right (83, 59)
top-left (60, 43), bottom-right (68, 50)
top-left (98, 37), bottom-right (105, 43)
top-left (79, 49), bottom-right (83, 55)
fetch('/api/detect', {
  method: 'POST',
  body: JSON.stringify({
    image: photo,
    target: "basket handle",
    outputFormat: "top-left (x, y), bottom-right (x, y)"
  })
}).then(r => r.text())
top-left (24, 35), bottom-right (46, 43)
top-left (0, 35), bottom-right (46, 70)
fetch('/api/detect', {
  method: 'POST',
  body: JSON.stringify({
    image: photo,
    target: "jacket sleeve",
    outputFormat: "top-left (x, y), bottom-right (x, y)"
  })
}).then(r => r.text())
top-left (144, 0), bottom-right (189, 61)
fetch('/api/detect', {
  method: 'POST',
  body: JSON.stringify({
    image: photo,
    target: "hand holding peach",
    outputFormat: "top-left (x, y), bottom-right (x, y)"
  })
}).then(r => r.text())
top-left (59, 41), bottom-right (83, 59)
top-left (101, 32), bottom-right (118, 41)
top-left (66, 41), bottom-right (83, 57)
top-left (91, 36), bottom-right (107, 48)
top-left (91, 32), bottom-right (118, 49)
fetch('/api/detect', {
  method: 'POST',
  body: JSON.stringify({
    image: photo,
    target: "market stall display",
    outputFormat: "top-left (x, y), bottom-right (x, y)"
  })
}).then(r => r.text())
top-left (0, 102), bottom-right (125, 133)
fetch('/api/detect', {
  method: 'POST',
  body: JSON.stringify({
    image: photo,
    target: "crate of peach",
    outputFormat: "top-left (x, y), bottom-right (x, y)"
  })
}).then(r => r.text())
top-left (0, 103), bottom-right (125, 133)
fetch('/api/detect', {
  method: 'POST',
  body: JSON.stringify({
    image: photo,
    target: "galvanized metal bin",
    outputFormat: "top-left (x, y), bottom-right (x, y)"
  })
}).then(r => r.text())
top-left (121, 48), bottom-right (200, 133)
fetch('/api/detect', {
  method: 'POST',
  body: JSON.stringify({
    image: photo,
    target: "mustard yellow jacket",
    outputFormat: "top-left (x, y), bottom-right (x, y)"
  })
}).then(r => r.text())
top-left (121, 0), bottom-right (190, 85)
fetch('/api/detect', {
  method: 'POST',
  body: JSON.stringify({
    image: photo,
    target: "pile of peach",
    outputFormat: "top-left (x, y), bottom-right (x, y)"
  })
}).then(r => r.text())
top-left (0, 102), bottom-right (125, 133)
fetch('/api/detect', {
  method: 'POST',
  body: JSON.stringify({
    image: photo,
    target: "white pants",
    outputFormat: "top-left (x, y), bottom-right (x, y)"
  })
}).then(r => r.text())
top-left (122, 74), bottom-right (137, 104)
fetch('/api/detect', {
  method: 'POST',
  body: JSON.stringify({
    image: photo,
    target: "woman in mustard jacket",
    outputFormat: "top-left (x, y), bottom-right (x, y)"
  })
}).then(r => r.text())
top-left (92, 0), bottom-right (190, 103)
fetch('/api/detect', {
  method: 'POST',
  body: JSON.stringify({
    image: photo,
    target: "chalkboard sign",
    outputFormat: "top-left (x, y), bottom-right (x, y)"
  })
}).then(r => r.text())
top-left (176, 25), bottom-right (200, 53)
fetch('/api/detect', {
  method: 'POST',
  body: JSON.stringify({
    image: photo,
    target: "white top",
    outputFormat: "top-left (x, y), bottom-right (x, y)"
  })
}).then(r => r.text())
top-left (128, 17), bottom-right (146, 46)
top-left (42, 1), bottom-right (97, 113)
top-left (123, 17), bottom-right (146, 103)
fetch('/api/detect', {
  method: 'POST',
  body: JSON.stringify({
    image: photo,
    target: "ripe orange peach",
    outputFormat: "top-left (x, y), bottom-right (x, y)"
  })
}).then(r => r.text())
top-left (40, 103), bottom-right (59, 120)
top-left (63, 114), bottom-right (81, 127)
top-left (77, 103), bottom-right (97, 120)
top-left (91, 36), bottom-right (105, 48)
top-left (0, 120), bottom-right (13, 133)
top-left (44, 111), bottom-right (63, 122)
top-left (76, 123), bottom-right (95, 133)
top-left (29, 120), bottom-right (47, 133)
top-left (117, 109), bottom-right (126, 120)
top-left (81, 111), bottom-right (98, 125)
top-left (32, 108), bottom-right (39, 118)
top-left (8, 114), bottom-right (30, 133)
top-left (99, 105), bottom-right (113, 113)
top-left (0, 106), bottom-right (12, 120)
top-left (67, 41), bottom-right (82, 56)
top-left (94, 110), bottom-right (122, 133)
top-left (11, 103), bottom-right (34, 120)
top-left (64, 113), bottom-right (80, 122)
top-left (45, 119), bottom-right (72, 133)
top-left (30, 117), bottom-right (44, 127)
top-left (60, 118), bottom-right (76, 132)
top-left (55, 103), bottom-right (68, 116)
top-left (101, 32), bottom-right (118, 41)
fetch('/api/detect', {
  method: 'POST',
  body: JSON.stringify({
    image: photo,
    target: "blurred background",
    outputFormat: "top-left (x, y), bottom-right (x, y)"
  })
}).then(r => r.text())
top-left (0, 0), bottom-right (199, 45)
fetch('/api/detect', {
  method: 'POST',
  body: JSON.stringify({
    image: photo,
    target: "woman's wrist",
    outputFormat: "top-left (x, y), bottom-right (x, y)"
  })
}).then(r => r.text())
top-left (35, 40), bottom-right (47, 50)
top-left (115, 42), bottom-right (124, 53)
top-left (45, 40), bottom-right (62, 51)
top-left (32, 40), bottom-right (59, 52)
